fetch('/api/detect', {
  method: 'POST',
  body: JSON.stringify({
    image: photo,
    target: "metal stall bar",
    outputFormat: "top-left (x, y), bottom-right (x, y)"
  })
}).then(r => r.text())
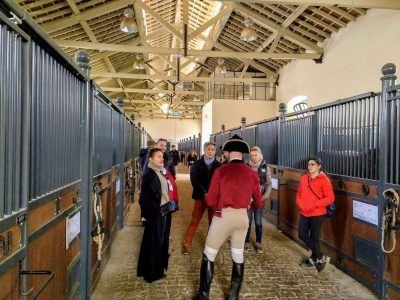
top-left (378, 64), bottom-right (397, 299)
top-left (76, 51), bottom-right (93, 300)
top-left (0, 9), bottom-right (30, 220)
top-left (117, 114), bottom-right (125, 229)
top-left (0, 24), bottom-right (5, 219)
top-left (5, 24), bottom-right (14, 215)
top-left (397, 93), bottom-right (400, 184)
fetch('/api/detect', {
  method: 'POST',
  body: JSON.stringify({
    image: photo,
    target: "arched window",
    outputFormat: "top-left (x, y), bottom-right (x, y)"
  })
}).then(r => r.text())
top-left (287, 95), bottom-right (308, 113)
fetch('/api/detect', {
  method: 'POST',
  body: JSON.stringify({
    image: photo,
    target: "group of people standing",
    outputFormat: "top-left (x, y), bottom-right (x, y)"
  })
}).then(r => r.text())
top-left (136, 135), bottom-right (334, 300)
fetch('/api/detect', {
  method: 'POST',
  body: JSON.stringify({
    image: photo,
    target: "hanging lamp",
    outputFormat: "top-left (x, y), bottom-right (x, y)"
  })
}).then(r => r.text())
top-left (240, 18), bottom-right (257, 42)
top-left (215, 58), bottom-right (227, 74)
top-left (133, 53), bottom-right (146, 70)
top-left (120, 8), bottom-right (138, 34)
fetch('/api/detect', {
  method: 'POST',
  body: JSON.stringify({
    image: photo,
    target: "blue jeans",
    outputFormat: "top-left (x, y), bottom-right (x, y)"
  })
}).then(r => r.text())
top-left (245, 206), bottom-right (264, 243)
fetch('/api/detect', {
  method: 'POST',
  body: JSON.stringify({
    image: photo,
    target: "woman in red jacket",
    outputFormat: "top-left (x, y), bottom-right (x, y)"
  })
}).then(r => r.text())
top-left (296, 156), bottom-right (334, 272)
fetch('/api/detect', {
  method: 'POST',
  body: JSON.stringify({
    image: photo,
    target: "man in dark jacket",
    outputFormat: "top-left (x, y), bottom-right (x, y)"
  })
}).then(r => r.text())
top-left (139, 140), bottom-right (156, 170)
top-left (169, 145), bottom-right (180, 174)
top-left (182, 142), bottom-right (221, 255)
top-left (143, 138), bottom-right (176, 178)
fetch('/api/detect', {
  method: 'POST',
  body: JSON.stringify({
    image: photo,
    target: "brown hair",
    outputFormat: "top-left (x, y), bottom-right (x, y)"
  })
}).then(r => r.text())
top-left (308, 155), bottom-right (322, 166)
top-left (149, 148), bottom-right (162, 158)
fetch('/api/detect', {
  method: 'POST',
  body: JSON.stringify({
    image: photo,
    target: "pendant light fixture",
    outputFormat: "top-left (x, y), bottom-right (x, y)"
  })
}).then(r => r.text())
top-left (215, 58), bottom-right (227, 74)
top-left (133, 53), bottom-right (146, 70)
top-left (240, 18), bottom-right (257, 42)
top-left (120, 7), bottom-right (138, 34)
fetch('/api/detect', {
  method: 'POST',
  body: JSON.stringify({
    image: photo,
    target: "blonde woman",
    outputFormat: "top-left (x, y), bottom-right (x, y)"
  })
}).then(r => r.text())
top-left (245, 146), bottom-right (272, 253)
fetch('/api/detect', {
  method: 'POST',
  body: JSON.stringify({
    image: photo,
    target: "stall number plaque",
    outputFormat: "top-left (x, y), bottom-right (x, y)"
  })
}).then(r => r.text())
top-left (353, 199), bottom-right (378, 226)
top-left (66, 211), bottom-right (80, 249)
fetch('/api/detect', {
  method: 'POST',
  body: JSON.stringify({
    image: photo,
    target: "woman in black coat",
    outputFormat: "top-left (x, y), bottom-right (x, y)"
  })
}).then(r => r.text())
top-left (187, 149), bottom-right (198, 167)
top-left (137, 148), bottom-right (172, 283)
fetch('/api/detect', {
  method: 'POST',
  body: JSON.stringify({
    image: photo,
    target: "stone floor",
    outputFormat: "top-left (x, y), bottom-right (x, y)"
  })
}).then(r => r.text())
top-left (92, 166), bottom-right (377, 300)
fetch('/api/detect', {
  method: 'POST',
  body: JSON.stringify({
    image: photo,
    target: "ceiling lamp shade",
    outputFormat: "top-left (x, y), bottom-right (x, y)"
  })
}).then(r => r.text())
top-left (240, 18), bottom-right (257, 42)
top-left (215, 58), bottom-right (227, 74)
top-left (161, 103), bottom-right (169, 114)
top-left (133, 53), bottom-right (146, 70)
top-left (120, 8), bottom-right (138, 34)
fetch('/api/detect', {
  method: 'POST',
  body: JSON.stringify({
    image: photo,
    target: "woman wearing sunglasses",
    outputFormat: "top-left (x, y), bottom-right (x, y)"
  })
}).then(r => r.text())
top-left (296, 156), bottom-right (334, 272)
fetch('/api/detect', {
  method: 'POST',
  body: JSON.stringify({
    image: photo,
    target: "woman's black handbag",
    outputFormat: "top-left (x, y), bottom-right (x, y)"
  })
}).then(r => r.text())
top-left (325, 203), bottom-right (336, 217)
top-left (308, 180), bottom-right (336, 217)
top-left (159, 201), bottom-right (179, 216)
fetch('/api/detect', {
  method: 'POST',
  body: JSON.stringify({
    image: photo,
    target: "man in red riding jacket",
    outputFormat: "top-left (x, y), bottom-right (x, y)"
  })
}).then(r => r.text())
top-left (194, 135), bottom-right (262, 300)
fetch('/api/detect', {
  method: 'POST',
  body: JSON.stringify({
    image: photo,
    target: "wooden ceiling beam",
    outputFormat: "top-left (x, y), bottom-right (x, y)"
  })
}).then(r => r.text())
top-left (188, 6), bottom-right (234, 41)
top-left (216, 0), bottom-right (400, 10)
top-left (328, 6), bottom-right (356, 21)
top-left (42, 0), bottom-right (130, 33)
top-left (136, 0), bottom-right (184, 42)
top-left (124, 100), bottom-right (204, 106)
top-left (233, 3), bottom-right (322, 53)
top-left (64, 0), bottom-right (134, 104)
top-left (302, 12), bottom-right (339, 32)
top-left (100, 87), bottom-right (204, 96)
top-left (54, 39), bottom-right (321, 60)
top-left (309, 7), bottom-right (347, 27)
top-left (93, 73), bottom-right (276, 83)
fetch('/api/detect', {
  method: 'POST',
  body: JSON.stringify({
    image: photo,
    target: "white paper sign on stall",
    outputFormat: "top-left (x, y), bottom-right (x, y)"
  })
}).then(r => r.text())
top-left (353, 199), bottom-right (378, 226)
top-left (66, 211), bottom-right (81, 249)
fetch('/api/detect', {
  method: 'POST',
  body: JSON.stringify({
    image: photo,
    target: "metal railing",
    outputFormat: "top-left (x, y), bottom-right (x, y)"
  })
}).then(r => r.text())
top-left (386, 86), bottom-right (400, 185)
top-left (0, 13), bottom-right (30, 218)
top-left (30, 42), bottom-right (84, 200)
top-left (210, 87), bottom-right (393, 183)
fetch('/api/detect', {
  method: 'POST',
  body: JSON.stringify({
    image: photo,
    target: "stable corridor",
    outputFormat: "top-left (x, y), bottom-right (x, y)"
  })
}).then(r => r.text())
top-left (92, 167), bottom-right (376, 300)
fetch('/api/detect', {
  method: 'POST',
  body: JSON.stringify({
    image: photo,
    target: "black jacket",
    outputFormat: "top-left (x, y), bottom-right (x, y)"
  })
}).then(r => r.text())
top-left (163, 152), bottom-right (176, 178)
top-left (187, 154), bottom-right (197, 166)
top-left (139, 148), bottom-right (149, 170)
top-left (139, 168), bottom-right (162, 220)
top-left (169, 150), bottom-right (180, 166)
top-left (190, 156), bottom-right (221, 200)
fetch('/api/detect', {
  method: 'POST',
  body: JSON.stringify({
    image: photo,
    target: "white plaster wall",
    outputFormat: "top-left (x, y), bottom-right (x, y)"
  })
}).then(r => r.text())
top-left (136, 118), bottom-right (201, 146)
top-left (211, 99), bottom-right (277, 133)
top-left (277, 9), bottom-right (400, 109)
top-left (201, 101), bottom-right (213, 151)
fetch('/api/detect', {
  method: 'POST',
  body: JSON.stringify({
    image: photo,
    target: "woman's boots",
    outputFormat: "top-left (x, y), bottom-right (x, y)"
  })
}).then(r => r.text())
top-left (194, 254), bottom-right (214, 300)
top-left (227, 261), bottom-right (244, 300)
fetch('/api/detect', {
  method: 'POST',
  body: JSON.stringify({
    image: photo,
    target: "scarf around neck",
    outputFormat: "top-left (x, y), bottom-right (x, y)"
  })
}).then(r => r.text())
top-left (203, 156), bottom-right (215, 166)
top-left (248, 159), bottom-right (262, 170)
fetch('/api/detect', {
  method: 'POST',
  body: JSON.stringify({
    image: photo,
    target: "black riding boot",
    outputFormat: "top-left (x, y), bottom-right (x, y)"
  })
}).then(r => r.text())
top-left (226, 261), bottom-right (244, 300)
top-left (194, 254), bottom-right (214, 300)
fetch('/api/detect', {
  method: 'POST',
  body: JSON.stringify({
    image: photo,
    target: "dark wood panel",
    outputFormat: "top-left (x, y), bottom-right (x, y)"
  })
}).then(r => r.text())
top-left (59, 190), bottom-right (78, 213)
top-left (91, 172), bottom-right (118, 287)
top-left (331, 179), bottom-right (377, 198)
top-left (28, 215), bottom-right (80, 299)
top-left (278, 188), bottom-right (299, 231)
top-left (0, 264), bottom-right (19, 300)
top-left (28, 201), bottom-right (55, 235)
top-left (387, 286), bottom-right (400, 300)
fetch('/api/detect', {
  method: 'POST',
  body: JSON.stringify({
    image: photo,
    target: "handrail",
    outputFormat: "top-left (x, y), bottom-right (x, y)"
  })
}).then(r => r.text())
top-left (19, 269), bottom-right (54, 299)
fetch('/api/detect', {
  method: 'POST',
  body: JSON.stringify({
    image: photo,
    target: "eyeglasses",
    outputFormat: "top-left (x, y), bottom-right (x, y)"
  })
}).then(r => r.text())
top-left (307, 163), bottom-right (320, 167)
